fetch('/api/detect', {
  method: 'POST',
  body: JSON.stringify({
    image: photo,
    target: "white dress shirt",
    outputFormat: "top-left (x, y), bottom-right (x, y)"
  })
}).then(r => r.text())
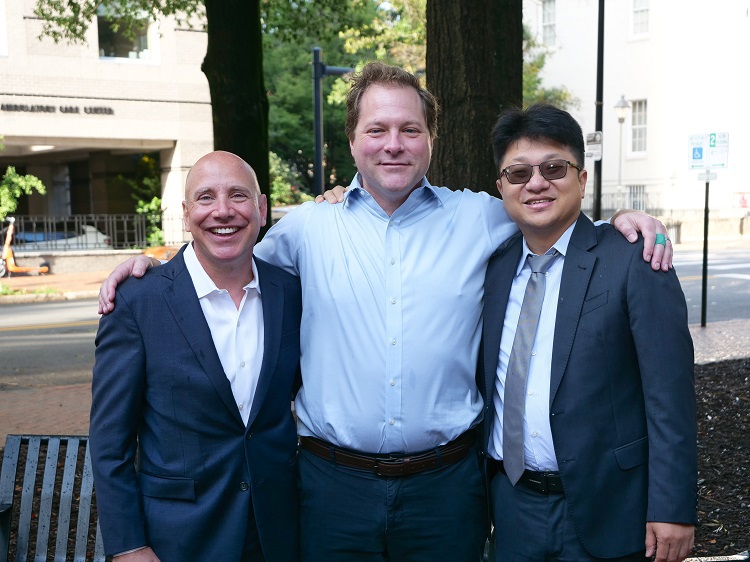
top-left (489, 222), bottom-right (576, 471)
top-left (183, 242), bottom-right (264, 426)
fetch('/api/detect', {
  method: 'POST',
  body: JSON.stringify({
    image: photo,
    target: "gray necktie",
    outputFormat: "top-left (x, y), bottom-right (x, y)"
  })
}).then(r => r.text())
top-left (502, 251), bottom-right (558, 485)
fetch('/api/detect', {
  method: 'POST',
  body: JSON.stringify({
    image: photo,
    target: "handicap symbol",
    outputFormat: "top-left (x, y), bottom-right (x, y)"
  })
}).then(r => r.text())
top-left (693, 147), bottom-right (703, 159)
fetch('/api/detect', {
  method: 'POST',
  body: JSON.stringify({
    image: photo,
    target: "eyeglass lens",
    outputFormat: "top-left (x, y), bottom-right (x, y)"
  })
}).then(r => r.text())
top-left (504, 159), bottom-right (570, 184)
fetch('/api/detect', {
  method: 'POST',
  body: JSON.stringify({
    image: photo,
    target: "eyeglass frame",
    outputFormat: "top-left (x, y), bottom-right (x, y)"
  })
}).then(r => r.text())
top-left (500, 159), bottom-right (583, 185)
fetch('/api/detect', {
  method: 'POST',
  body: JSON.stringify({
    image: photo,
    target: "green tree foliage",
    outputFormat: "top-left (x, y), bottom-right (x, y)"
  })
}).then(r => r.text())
top-left (1, 137), bottom-right (47, 221)
top-left (0, 167), bottom-right (46, 222)
top-left (269, 152), bottom-right (313, 206)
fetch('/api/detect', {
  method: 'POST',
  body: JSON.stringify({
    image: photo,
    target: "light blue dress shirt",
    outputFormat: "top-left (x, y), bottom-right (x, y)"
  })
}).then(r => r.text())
top-left (254, 175), bottom-right (518, 453)
top-left (488, 222), bottom-right (576, 471)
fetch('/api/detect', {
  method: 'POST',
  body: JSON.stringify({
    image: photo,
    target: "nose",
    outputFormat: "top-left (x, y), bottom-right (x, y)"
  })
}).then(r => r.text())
top-left (525, 169), bottom-right (550, 192)
top-left (383, 130), bottom-right (404, 154)
top-left (213, 193), bottom-right (235, 217)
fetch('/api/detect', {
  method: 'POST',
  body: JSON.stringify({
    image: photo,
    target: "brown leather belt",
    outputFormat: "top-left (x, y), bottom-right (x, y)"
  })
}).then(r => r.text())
top-left (488, 458), bottom-right (564, 494)
top-left (299, 431), bottom-right (476, 477)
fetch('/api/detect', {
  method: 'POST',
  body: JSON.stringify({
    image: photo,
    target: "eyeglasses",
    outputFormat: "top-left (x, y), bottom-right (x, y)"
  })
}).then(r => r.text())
top-left (501, 159), bottom-right (582, 184)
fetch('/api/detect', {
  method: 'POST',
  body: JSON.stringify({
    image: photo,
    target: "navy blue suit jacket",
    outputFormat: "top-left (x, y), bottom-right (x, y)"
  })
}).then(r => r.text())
top-left (479, 213), bottom-right (697, 558)
top-left (91, 246), bottom-right (302, 561)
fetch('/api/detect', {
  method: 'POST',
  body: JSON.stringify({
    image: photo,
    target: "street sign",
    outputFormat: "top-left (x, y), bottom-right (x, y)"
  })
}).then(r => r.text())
top-left (586, 131), bottom-right (602, 161)
top-left (689, 132), bottom-right (729, 169)
top-left (697, 170), bottom-right (717, 181)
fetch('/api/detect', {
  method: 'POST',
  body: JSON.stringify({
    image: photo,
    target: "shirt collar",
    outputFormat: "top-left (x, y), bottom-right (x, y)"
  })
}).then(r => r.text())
top-left (183, 241), bottom-right (260, 299)
top-left (516, 220), bottom-right (577, 276)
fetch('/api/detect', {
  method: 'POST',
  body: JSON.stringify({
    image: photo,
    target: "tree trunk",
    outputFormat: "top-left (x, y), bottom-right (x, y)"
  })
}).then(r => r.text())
top-left (426, 0), bottom-right (522, 195)
top-left (202, 0), bottom-right (272, 235)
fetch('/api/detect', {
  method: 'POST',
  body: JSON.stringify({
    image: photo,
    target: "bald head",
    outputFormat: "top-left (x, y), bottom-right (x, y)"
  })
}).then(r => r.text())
top-left (185, 151), bottom-right (261, 203)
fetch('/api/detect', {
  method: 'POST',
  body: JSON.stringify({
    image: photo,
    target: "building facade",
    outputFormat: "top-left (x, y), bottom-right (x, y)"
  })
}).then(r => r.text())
top-left (524, 0), bottom-right (750, 241)
top-left (0, 0), bottom-right (213, 244)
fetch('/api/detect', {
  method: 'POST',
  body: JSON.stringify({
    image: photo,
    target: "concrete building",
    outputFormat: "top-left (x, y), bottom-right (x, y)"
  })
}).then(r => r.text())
top-left (523, 0), bottom-right (750, 242)
top-left (0, 0), bottom-right (212, 244)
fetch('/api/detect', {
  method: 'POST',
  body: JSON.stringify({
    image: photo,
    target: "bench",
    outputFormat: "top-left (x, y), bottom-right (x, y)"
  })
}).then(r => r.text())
top-left (0, 435), bottom-right (105, 561)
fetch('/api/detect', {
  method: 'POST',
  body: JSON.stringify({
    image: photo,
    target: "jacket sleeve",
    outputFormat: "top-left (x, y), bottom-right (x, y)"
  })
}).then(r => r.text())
top-left (626, 245), bottom-right (698, 524)
top-left (90, 290), bottom-right (149, 555)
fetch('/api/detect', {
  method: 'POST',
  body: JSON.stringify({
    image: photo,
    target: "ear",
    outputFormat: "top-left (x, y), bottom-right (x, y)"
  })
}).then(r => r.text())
top-left (182, 200), bottom-right (191, 232)
top-left (258, 194), bottom-right (268, 227)
top-left (496, 178), bottom-right (504, 200)
top-left (579, 169), bottom-right (588, 199)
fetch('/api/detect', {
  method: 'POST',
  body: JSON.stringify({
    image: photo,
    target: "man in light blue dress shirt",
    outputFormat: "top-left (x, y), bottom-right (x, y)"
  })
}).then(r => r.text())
top-left (98, 62), bottom-right (672, 561)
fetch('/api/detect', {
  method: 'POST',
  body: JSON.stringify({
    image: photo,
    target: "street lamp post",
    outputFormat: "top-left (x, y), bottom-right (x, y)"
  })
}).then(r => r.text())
top-left (614, 95), bottom-right (631, 209)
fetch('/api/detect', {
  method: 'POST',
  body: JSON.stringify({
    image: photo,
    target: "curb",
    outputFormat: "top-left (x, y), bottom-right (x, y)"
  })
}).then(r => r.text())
top-left (0, 290), bottom-right (99, 305)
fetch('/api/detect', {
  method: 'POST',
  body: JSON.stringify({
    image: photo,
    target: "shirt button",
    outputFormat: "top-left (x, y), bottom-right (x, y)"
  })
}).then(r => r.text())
top-left (528, 391), bottom-right (534, 396)
top-left (240, 482), bottom-right (249, 491)
top-left (389, 418), bottom-right (395, 425)
top-left (390, 258), bottom-right (395, 265)
top-left (391, 338), bottom-right (397, 345)
top-left (531, 351), bottom-right (537, 356)
top-left (390, 379), bottom-right (396, 386)
top-left (238, 403), bottom-right (244, 410)
top-left (240, 361), bottom-right (246, 368)
top-left (532, 431), bottom-right (539, 438)
top-left (390, 298), bottom-right (396, 304)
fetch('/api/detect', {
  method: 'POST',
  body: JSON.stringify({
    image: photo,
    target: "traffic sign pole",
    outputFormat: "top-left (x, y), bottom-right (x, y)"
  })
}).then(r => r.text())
top-left (701, 171), bottom-right (710, 327)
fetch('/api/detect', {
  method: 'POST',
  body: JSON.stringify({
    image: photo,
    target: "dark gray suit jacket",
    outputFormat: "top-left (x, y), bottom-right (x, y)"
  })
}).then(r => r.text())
top-left (91, 245), bottom-right (302, 561)
top-left (479, 213), bottom-right (697, 558)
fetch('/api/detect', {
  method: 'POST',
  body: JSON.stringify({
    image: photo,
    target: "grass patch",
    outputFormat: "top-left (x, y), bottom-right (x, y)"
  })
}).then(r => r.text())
top-left (0, 284), bottom-right (59, 296)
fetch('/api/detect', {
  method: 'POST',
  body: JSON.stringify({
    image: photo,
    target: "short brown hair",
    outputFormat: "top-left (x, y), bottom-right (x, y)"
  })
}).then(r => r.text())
top-left (345, 61), bottom-right (439, 142)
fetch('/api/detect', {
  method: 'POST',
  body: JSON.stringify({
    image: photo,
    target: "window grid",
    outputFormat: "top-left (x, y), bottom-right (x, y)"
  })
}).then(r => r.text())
top-left (542, 0), bottom-right (556, 46)
top-left (633, 0), bottom-right (649, 35)
top-left (630, 100), bottom-right (647, 153)
top-left (628, 184), bottom-right (646, 211)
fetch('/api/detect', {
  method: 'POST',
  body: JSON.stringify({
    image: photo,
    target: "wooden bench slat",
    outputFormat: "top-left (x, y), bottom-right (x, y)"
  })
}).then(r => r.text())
top-left (72, 443), bottom-right (94, 562)
top-left (0, 436), bottom-right (22, 561)
top-left (16, 436), bottom-right (42, 560)
top-left (34, 438), bottom-right (60, 560)
top-left (53, 437), bottom-right (80, 559)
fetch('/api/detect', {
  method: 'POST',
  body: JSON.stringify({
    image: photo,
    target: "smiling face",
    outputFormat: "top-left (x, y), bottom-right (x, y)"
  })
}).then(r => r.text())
top-left (182, 151), bottom-right (266, 279)
top-left (496, 138), bottom-right (586, 254)
top-left (349, 84), bottom-right (433, 215)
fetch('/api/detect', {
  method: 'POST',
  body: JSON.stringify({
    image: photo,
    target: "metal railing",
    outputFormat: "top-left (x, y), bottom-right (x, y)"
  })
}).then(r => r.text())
top-left (5, 214), bottom-right (162, 251)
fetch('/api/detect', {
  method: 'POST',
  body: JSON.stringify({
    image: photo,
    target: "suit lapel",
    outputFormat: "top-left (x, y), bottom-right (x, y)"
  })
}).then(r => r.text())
top-left (246, 258), bottom-right (284, 428)
top-left (161, 249), bottom-right (243, 425)
top-left (549, 213), bottom-right (598, 403)
top-left (482, 236), bottom-right (523, 401)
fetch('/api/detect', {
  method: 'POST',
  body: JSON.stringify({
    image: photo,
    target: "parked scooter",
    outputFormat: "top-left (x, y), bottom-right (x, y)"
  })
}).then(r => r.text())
top-left (1, 217), bottom-right (50, 277)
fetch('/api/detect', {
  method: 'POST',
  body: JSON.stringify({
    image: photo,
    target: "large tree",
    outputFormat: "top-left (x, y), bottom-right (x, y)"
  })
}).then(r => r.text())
top-left (34, 0), bottom-right (354, 234)
top-left (426, 0), bottom-right (523, 195)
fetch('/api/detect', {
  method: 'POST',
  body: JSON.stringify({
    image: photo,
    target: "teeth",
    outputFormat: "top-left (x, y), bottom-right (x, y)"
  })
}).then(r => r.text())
top-left (528, 199), bottom-right (552, 205)
top-left (212, 227), bottom-right (237, 234)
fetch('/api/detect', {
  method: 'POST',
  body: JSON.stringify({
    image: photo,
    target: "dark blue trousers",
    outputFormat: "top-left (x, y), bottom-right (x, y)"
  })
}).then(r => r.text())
top-left (490, 470), bottom-right (648, 561)
top-left (298, 447), bottom-right (487, 562)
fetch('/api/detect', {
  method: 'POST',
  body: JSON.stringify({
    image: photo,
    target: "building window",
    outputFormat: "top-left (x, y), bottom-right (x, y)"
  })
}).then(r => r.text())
top-left (628, 184), bottom-right (646, 211)
top-left (542, 0), bottom-right (556, 46)
top-left (630, 99), bottom-right (647, 153)
top-left (97, 7), bottom-right (150, 59)
top-left (632, 0), bottom-right (649, 35)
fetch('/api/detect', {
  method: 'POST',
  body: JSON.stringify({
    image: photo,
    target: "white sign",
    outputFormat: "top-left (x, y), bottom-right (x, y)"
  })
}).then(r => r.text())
top-left (689, 132), bottom-right (729, 169)
top-left (697, 170), bottom-right (717, 181)
top-left (586, 131), bottom-right (602, 161)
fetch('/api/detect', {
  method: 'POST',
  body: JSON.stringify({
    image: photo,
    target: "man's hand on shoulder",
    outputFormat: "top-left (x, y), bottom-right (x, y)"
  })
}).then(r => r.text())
top-left (611, 209), bottom-right (673, 271)
top-left (645, 522), bottom-right (694, 562)
top-left (314, 185), bottom-right (347, 204)
top-left (98, 256), bottom-right (159, 315)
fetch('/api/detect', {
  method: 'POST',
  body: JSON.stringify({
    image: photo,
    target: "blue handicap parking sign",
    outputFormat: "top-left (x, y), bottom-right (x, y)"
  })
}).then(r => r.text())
top-left (693, 147), bottom-right (703, 159)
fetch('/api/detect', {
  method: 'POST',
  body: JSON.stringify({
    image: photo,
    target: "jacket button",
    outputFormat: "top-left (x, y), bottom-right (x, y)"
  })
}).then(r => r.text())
top-left (240, 482), bottom-right (249, 491)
